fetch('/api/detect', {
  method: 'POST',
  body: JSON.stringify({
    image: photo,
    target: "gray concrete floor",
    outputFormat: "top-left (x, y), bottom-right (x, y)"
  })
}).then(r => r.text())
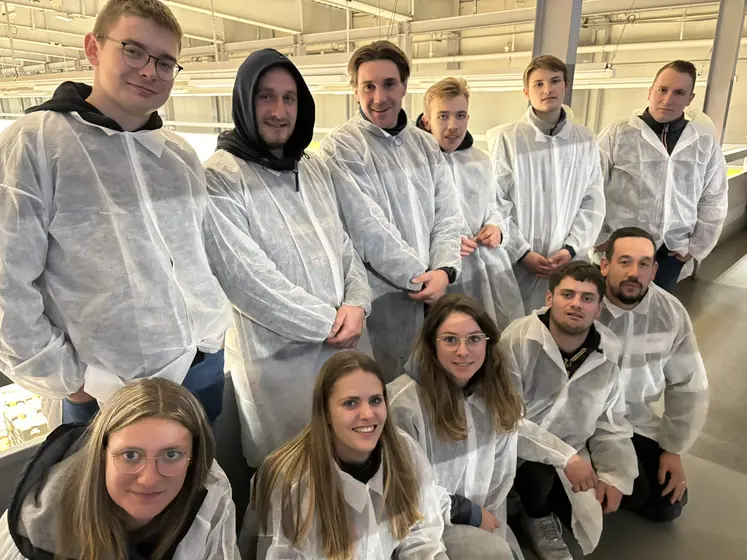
top-left (522, 233), bottom-right (747, 560)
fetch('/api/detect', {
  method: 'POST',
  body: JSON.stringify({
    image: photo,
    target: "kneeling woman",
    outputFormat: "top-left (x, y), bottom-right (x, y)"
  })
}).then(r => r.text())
top-left (389, 295), bottom-right (524, 559)
top-left (246, 351), bottom-right (448, 559)
top-left (0, 378), bottom-right (238, 560)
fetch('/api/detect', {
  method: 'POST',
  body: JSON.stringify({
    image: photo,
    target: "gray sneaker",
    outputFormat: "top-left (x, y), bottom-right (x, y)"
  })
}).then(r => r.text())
top-left (522, 513), bottom-right (574, 560)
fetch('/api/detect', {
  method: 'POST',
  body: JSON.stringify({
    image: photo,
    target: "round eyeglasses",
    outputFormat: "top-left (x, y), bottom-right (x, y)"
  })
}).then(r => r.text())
top-left (436, 333), bottom-right (490, 351)
top-left (103, 37), bottom-right (183, 81)
top-left (110, 449), bottom-right (191, 476)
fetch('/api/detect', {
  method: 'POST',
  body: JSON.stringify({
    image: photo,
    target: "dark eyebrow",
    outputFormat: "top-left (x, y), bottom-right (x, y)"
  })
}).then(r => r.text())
top-left (122, 38), bottom-right (178, 62)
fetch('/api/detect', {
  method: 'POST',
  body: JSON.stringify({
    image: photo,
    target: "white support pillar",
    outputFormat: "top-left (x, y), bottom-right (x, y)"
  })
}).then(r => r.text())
top-left (532, 0), bottom-right (583, 105)
top-left (703, 0), bottom-right (747, 144)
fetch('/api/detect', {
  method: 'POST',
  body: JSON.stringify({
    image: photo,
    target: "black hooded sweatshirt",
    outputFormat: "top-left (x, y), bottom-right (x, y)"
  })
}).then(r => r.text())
top-left (639, 107), bottom-right (688, 155)
top-left (25, 81), bottom-right (163, 131)
top-left (7, 424), bottom-right (206, 560)
top-left (216, 49), bottom-right (315, 191)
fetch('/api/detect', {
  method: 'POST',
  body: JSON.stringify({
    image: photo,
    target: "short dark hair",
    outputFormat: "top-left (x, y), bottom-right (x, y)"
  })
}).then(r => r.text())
top-left (348, 40), bottom-right (410, 86)
top-left (523, 55), bottom-right (568, 88)
top-left (94, 0), bottom-right (182, 44)
top-left (653, 60), bottom-right (697, 91)
top-left (548, 261), bottom-right (605, 300)
top-left (605, 227), bottom-right (657, 261)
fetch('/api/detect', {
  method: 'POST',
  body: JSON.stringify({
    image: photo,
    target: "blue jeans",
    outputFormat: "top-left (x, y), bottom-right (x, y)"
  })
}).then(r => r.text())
top-left (62, 350), bottom-right (226, 425)
top-left (653, 245), bottom-right (686, 293)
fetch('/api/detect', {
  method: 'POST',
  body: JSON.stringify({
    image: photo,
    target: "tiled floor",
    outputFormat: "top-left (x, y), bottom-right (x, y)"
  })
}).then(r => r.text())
top-left (523, 233), bottom-right (747, 560)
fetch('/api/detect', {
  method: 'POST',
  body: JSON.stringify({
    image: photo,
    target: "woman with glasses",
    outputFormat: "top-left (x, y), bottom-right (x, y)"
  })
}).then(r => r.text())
top-left (389, 295), bottom-right (525, 559)
top-left (0, 378), bottom-right (238, 560)
top-left (243, 350), bottom-right (448, 559)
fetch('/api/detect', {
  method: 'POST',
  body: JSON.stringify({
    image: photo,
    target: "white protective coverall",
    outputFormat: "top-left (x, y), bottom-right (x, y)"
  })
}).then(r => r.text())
top-left (204, 150), bottom-right (371, 468)
top-left (444, 146), bottom-right (525, 330)
top-left (599, 283), bottom-right (708, 454)
top-left (320, 111), bottom-right (463, 379)
top-left (388, 374), bottom-right (523, 560)
top-left (0, 103), bottom-right (232, 409)
top-left (596, 109), bottom-right (728, 261)
top-left (246, 430), bottom-right (447, 559)
top-left (499, 312), bottom-right (638, 554)
top-left (0, 424), bottom-right (238, 559)
top-left (489, 107), bottom-right (606, 313)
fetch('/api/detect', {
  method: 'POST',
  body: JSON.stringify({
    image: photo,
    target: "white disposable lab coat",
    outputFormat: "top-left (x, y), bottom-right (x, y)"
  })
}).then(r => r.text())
top-left (490, 107), bottom-right (605, 313)
top-left (444, 146), bottom-right (524, 330)
top-left (249, 430), bottom-right (447, 559)
top-left (388, 374), bottom-right (524, 559)
top-left (597, 109), bottom-right (728, 260)
top-left (204, 149), bottom-right (371, 468)
top-left (499, 312), bottom-right (637, 554)
top-left (0, 111), bottom-right (232, 405)
top-left (599, 284), bottom-right (708, 454)
top-left (320, 112), bottom-right (463, 379)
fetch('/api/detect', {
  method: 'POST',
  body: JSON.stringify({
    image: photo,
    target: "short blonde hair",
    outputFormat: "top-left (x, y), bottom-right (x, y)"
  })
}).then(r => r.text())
top-left (423, 77), bottom-right (470, 115)
top-left (94, 0), bottom-right (183, 45)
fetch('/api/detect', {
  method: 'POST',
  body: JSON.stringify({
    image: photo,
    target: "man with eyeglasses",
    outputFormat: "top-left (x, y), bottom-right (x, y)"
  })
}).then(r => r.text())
top-left (499, 262), bottom-right (636, 560)
top-left (0, 0), bottom-right (232, 425)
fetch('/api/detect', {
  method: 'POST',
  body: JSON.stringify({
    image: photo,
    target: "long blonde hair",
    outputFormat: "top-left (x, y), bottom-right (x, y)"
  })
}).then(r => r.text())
top-left (252, 351), bottom-right (423, 559)
top-left (55, 378), bottom-right (215, 560)
top-left (413, 294), bottom-right (524, 442)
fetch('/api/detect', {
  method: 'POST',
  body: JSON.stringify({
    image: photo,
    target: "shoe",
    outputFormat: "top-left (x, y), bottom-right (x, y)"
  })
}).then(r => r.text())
top-left (521, 513), bottom-right (573, 560)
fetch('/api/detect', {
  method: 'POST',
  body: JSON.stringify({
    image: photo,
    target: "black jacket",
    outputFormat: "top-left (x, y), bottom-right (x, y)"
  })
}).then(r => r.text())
top-left (25, 81), bottom-right (162, 132)
top-left (216, 48), bottom-right (315, 189)
top-left (639, 108), bottom-right (688, 155)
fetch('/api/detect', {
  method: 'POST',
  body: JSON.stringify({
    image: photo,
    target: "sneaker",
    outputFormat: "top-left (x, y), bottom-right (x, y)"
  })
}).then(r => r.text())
top-left (521, 513), bottom-right (573, 560)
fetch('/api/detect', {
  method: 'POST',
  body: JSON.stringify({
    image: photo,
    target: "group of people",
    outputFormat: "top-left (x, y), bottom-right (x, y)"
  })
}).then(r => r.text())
top-left (0, 0), bottom-right (724, 559)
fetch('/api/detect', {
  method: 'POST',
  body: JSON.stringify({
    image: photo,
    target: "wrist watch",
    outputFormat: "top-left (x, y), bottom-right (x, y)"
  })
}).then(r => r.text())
top-left (562, 245), bottom-right (577, 259)
top-left (437, 266), bottom-right (457, 284)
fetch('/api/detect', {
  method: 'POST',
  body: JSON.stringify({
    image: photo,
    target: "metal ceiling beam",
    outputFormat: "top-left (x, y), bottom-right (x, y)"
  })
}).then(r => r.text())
top-left (310, 0), bottom-right (411, 23)
top-left (160, 1), bottom-right (300, 34)
top-left (1, 1), bottom-right (91, 19)
top-left (410, 0), bottom-right (722, 35)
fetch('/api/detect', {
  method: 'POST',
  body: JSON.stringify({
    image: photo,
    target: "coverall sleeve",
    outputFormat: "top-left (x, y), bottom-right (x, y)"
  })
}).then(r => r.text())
top-left (483, 187), bottom-right (510, 249)
top-left (203, 167), bottom-right (337, 343)
top-left (588, 370), bottom-right (637, 495)
top-left (596, 125), bottom-right (616, 245)
top-left (484, 433), bottom-right (518, 518)
top-left (687, 142), bottom-right (728, 260)
top-left (659, 310), bottom-right (709, 454)
top-left (321, 140), bottom-right (428, 291)
top-left (0, 124), bottom-right (85, 399)
top-left (340, 228), bottom-right (372, 314)
top-left (563, 139), bottom-right (606, 253)
top-left (428, 151), bottom-right (464, 272)
top-left (396, 437), bottom-right (448, 560)
top-left (491, 132), bottom-right (532, 262)
top-left (0, 511), bottom-right (25, 560)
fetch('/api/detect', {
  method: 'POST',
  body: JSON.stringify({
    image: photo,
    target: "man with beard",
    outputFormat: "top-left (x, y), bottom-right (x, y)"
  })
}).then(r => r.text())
top-left (499, 262), bottom-right (636, 559)
top-left (599, 227), bottom-right (707, 522)
top-left (203, 49), bottom-right (371, 468)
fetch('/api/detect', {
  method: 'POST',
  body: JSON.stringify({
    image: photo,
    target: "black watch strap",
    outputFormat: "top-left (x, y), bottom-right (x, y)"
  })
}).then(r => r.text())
top-left (563, 245), bottom-right (577, 259)
top-left (437, 266), bottom-right (457, 284)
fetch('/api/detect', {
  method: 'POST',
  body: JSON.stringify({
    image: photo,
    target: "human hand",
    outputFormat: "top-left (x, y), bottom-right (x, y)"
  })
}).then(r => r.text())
top-left (475, 225), bottom-right (502, 248)
top-left (461, 236), bottom-right (478, 257)
top-left (409, 270), bottom-right (449, 305)
top-left (564, 454), bottom-right (598, 493)
top-left (326, 305), bottom-right (366, 349)
top-left (548, 248), bottom-right (573, 267)
top-left (68, 386), bottom-right (95, 403)
top-left (479, 508), bottom-right (500, 532)
top-left (668, 252), bottom-right (694, 263)
top-left (522, 252), bottom-right (554, 278)
top-left (659, 452), bottom-right (687, 504)
top-left (595, 481), bottom-right (624, 514)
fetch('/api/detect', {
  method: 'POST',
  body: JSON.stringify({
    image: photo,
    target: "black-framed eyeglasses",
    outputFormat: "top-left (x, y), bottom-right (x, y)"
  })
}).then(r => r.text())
top-left (102, 36), bottom-right (183, 81)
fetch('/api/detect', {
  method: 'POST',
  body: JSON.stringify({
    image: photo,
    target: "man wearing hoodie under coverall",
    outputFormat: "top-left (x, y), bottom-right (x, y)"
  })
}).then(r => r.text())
top-left (203, 49), bottom-right (372, 468)
top-left (0, 0), bottom-right (232, 425)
